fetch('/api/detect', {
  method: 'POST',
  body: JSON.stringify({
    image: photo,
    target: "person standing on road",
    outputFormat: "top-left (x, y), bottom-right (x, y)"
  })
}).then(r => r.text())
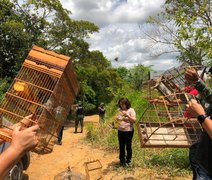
top-left (74, 101), bottom-right (84, 133)
top-left (98, 103), bottom-right (106, 123)
top-left (116, 98), bottom-right (136, 167)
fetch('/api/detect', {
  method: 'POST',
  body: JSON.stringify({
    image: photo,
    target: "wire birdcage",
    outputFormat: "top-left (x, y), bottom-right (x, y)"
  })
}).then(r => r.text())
top-left (54, 166), bottom-right (85, 180)
top-left (137, 93), bottom-right (203, 148)
top-left (138, 65), bottom-right (205, 148)
top-left (0, 45), bottom-right (80, 153)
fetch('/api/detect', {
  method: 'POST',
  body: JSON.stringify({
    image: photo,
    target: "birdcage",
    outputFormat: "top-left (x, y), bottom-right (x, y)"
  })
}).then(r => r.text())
top-left (137, 92), bottom-right (203, 148)
top-left (0, 45), bottom-right (80, 153)
top-left (54, 166), bottom-right (86, 180)
top-left (84, 160), bottom-right (103, 180)
top-left (147, 64), bottom-right (205, 99)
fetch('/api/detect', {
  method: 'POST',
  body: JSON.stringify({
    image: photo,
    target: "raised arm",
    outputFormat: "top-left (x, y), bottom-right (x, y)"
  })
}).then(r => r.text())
top-left (187, 99), bottom-right (212, 140)
top-left (185, 67), bottom-right (212, 104)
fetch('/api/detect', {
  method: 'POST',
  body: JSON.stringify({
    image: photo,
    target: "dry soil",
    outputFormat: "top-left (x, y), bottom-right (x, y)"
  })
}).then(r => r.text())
top-left (23, 115), bottom-right (192, 180)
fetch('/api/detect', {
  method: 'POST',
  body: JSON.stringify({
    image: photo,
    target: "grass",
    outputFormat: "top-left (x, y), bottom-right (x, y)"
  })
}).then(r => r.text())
top-left (85, 88), bottom-right (192, 178)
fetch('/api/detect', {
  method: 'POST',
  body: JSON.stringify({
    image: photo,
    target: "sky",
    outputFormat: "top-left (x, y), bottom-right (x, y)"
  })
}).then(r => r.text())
top-left (60, 0), bottom-right (181, 71)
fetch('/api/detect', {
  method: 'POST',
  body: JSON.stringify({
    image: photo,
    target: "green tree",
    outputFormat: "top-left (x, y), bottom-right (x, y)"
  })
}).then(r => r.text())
top-left (116, 67), bottom-right (130, 80)
top-left (143, 0), bottom-right (212, 66)
top-left (0, 0), bottom-right (99, 78)
top-left (128, 64), bottom-right (151, 90)
top-left (75, 51), bottom-right (125, 111)
top-left (165, 0), bottom-right (212, 65)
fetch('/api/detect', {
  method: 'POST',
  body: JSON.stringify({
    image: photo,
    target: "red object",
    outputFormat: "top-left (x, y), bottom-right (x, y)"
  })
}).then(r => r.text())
top-left (184, 86), bottom-right (198, 96)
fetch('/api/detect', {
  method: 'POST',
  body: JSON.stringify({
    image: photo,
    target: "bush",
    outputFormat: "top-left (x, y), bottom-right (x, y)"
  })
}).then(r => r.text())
top-left (0, 77), bottom-right (10, 101)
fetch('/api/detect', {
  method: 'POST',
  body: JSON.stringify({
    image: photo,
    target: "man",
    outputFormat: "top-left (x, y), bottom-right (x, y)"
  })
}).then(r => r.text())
top-left (74, 101), bottom-right (84, 133)
top-left (98, 103), bottom-right (106, 123)
top-left (185, 67), bottom-right (212, 179)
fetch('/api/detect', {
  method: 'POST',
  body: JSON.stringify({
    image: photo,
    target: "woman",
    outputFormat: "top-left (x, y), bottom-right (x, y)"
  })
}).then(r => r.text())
top-left (116, 98), bottom-right (136, 166)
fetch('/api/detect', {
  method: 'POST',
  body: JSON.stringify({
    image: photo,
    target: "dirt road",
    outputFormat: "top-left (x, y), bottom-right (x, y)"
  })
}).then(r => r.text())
top-left (23, 115), bottom-right (191, 180)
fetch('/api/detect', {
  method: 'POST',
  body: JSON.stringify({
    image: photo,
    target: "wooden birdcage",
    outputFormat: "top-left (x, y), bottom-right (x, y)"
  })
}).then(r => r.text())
top-left (84, 160), bottom-right (103, 180)
top-left (137, 93), bottom-right (203, 148)
top-left (0, 45), bottom-right (80, 153)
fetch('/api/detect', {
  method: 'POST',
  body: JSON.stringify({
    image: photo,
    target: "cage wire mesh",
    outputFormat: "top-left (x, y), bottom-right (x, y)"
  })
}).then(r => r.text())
top-left (0, 45), bottom-right (79, 153)
top-left (138, 65), bottom-right (205, 148)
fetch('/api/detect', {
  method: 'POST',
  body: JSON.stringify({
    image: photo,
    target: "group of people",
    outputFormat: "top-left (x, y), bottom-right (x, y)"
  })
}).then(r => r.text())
top-left (0, 67), bottom-right (212, 179)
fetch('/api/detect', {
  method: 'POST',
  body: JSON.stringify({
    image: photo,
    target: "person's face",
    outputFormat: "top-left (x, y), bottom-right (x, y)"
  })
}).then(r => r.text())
top-left (120, 102), bottom-right (127, 110)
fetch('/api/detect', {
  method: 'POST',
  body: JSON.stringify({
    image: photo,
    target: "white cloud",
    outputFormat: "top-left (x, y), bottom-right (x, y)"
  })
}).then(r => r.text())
top-left (60, 0), bottom-right (180, 71)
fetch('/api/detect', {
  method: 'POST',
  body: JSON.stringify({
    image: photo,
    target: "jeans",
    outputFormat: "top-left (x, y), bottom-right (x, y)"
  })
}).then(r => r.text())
top-left (195, 165), bottom-right (212, 180)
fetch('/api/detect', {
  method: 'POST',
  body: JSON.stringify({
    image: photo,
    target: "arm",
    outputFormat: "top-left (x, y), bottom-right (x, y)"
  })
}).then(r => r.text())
top-left (185, 67), bottom-right (212, 104)
top-left (0, 124), bottom-right (39, 178)
top-left (187, 99), bottom-right (212, 139)
top-left (122, 109), bottom-right (136, 123)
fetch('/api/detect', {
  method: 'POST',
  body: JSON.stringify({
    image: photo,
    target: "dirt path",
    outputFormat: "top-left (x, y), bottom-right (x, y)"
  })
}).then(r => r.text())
top-left (23, 115), bottom-right (192, 180)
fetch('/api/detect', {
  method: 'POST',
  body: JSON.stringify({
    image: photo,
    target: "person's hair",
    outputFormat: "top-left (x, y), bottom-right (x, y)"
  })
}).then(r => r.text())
top-left (118, 98), bottom-right (131, 110)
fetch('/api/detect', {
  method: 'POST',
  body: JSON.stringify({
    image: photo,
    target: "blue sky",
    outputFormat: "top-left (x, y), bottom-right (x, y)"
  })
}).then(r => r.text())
top-left (60, 0), bottom-right (180, 71)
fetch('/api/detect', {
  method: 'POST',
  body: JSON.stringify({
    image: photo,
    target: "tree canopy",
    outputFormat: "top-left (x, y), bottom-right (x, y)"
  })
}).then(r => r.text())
top-left (143, 0), bottom-right (212, 66)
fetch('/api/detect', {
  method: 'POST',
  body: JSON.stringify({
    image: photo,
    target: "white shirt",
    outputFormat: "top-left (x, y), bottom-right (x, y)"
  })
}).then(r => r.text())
top-left (118, 108), bottom-right (136, 132)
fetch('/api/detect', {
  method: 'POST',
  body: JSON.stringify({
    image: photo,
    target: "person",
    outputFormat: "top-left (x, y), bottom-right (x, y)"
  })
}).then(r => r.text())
top-left (54, 105), bottom-right (65, 145)
top-left (116, 98), bottom-right (136, 167)
top-left (74, 101), bottom-right (84, 133)
top-left (57, 126), bottom-right (64, 145)
top-left (0, 121), bottom-right (39, 178)
top-left (185, 67), bottom-right (212, 179)
top-left (98, 103), bottom-right (106, 123)
top-left (208, 67), bottom-right (212, 76)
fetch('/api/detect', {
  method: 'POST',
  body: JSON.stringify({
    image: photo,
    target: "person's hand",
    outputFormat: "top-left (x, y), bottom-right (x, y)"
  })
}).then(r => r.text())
top-left (121, 111), bottom-right (128, 117)
top-left (185, 67), bottom-right (199, 85)
top-left (10, 124), bottom-right (39, 155)
top-left (186, 99), bottom-right (206, 117)
top-left (10, 114), bottom-right (35, 131)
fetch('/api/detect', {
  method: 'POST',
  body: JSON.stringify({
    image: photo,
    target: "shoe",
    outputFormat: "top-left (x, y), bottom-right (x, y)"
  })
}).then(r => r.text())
top-left (126, 160), bottom-right (131, 164)
top-left (119, 162), bottom-right (126, 167)
top-left (58, 141), bottom-right (62, 145)
top-left (74, 131), bottom-right (77, 133)
top-left (126, 160), bottom-right (131, 167)
top-left (80, 130), bottom-right (83, 133)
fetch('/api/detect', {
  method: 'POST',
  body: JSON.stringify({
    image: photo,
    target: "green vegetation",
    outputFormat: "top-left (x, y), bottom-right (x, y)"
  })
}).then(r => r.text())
top-left (1, 0), bottom-right (211, 178)
top-left (144, 0), bottom-right (212, 66)
top-left (85, 88), bottom-right (191, 177)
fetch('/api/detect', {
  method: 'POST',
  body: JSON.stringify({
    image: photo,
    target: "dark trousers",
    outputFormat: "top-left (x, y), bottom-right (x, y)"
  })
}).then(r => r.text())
top-left (75, 116), bottom-right (84, 132)
top-left (58, 126), bottom-right (64, 142)
top-left (118, 129), bottom-right (134, 164)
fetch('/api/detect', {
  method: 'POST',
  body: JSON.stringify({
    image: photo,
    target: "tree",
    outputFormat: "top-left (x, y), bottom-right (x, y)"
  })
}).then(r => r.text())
top-left (0, 0), bottom-right (99, 78)
top-left (75, 51), bottom-right (125, 110)
top-left (128, 65), bottom-right (151, 90)
top-left (142, 0), bottom-right (212, 66)
top-left (165, 0), bottom-right (212, 65)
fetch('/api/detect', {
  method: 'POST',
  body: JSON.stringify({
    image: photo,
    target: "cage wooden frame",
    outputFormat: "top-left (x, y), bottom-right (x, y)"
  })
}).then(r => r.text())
top-left (0, 45), bottom-right (79, 153)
